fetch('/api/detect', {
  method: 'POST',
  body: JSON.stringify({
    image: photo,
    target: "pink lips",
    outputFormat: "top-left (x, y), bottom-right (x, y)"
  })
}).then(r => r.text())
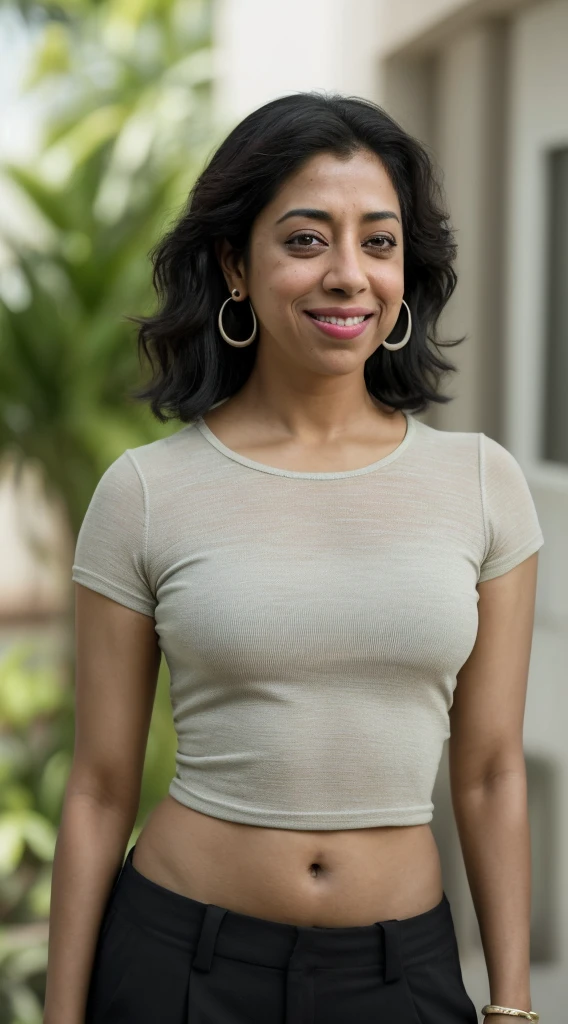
top-left (304, 310), bottom-right (373, 340)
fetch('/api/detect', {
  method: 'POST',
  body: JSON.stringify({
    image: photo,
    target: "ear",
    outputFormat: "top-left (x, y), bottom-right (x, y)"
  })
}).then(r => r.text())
top-left (215, 239), bottom-right (248, 297)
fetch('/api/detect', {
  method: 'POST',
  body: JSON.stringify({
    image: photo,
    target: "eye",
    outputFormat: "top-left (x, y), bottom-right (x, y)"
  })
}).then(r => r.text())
top-left (365, 235), bottom-right (397, 252)
top-left (286, 232), bottom-right (326, 248)
top-left (284, 232), bottom-right (397, 254)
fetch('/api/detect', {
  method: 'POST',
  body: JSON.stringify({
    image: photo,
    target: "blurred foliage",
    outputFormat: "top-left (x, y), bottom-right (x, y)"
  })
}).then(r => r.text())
top-left (0, 642), bottom-right (176, 1023)
top-left (0, 0), bottom-right (216, 534)
top-left (0, 0), bottom-right (214, 1020)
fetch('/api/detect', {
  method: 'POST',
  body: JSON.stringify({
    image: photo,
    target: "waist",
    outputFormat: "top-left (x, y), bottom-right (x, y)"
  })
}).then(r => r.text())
top-left (133, 796), bottom-right (444, 927)
top-left (110, 843), bottom-right (456, 969)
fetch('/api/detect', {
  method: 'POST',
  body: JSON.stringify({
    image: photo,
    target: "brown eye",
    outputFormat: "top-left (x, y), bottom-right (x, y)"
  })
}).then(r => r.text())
top-left (286, 233), bottom-right (325, 248)
top-left (366, 235), bottom-right (396, 251)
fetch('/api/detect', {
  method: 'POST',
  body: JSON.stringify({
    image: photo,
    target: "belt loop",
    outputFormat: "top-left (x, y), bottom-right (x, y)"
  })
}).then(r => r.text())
top-left (284, 932), bottom-right (315, 1024)
top-left (192, 905), bottom-right (228, 973)
top-left (379, 921), bottom-right (403, 983)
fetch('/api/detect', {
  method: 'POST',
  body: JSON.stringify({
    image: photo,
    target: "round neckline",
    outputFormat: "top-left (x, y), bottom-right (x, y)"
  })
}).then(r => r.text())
top-left (192, 411), bottom-right (416, 479)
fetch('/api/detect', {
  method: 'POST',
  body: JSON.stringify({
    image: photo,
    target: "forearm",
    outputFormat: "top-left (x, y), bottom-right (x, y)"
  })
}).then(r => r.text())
top-left (452, 769), bottom-right (533, 1015)
top-left (43, 789), bottom-right (137, 1024)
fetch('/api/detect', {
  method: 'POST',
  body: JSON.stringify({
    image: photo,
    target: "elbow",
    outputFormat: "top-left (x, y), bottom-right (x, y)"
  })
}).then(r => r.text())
top-left (450, 763), bottom-right (528, 817)
top-left (450, 753), bottom-right (528, 802)
top-left (65, 767), bottom-right (141, 822)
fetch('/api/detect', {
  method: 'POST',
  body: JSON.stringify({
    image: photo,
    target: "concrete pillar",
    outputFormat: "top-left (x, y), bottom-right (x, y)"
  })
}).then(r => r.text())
top-left (213, 0), bottom-right (380, 130)
top-left (430, 21), bottom-right (508, 438)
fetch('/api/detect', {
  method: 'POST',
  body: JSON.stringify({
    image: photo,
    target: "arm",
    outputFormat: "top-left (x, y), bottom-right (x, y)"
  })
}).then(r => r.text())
top-left (43, 584), bottom-right (161, 1024)
top-left (448, 551), bottom-right (539, 1022)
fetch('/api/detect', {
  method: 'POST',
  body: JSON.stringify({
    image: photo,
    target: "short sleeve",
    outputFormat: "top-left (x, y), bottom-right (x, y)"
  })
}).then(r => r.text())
top-left (478, 433), bottom-right (544, 583)
top-left (71, 450), bottom-right (156, 617)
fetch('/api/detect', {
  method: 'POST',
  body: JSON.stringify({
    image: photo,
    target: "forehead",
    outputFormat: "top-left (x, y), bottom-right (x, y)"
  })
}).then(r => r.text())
top-left (265, 149), bottom-right (401, 219)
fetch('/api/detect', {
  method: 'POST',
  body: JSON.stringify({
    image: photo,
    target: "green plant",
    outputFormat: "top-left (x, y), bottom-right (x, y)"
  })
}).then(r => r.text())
top-left (0, 0), bottom-right (214, 1018)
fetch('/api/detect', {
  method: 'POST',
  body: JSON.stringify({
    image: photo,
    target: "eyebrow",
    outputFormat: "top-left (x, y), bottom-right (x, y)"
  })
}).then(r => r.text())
top-left (275, 207), bottom-right (401, 225)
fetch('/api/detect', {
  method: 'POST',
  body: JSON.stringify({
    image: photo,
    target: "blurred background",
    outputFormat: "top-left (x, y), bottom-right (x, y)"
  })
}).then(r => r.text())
top-left (0, 0), bottom-right (566, 1021)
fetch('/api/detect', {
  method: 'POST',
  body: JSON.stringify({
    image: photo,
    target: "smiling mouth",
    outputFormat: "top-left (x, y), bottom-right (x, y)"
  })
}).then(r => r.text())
top-left (306, 312), bottom-right (374, 326)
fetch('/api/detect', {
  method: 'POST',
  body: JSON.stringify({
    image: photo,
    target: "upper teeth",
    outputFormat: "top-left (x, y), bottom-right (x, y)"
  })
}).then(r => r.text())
top-left (312, 315), bottom-right (367, 326)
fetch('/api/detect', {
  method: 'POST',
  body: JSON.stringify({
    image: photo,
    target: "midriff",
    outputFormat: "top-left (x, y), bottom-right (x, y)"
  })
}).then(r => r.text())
top-left (131, 795), bottom-right (444, 927)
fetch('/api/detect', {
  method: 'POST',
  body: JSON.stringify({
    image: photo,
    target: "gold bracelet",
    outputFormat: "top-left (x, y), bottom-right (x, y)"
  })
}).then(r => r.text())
top-left (481, 1005), bottom-right (539, 1021)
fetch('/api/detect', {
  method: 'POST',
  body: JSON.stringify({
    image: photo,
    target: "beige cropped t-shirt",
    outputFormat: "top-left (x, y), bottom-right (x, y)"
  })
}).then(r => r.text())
top-left (72, 412), bottom-right (544, 829)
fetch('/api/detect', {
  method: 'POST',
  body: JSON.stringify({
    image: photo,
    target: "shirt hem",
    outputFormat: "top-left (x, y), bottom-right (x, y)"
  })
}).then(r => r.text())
top-left (477, 532), bottom-right (544, 583)
top-left (168, 779), bottom-right (434, 829)
top-left (71, 566), bottom-right (156, 618)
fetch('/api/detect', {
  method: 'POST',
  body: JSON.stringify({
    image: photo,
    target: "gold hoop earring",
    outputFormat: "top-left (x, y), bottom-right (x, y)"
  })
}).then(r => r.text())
top-left (218, 288), bottom-right (258, 347)
top-left (382, 299), bottom-right (412, 350)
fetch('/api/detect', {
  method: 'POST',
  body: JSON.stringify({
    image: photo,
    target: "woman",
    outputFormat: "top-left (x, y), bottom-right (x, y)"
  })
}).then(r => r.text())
top-left (44, 93), bottom-right (543, 1024)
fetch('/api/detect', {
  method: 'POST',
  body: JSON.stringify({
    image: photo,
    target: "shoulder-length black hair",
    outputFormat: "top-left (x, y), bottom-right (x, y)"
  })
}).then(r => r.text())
top-left (126, 91), bottom-right (464, 421)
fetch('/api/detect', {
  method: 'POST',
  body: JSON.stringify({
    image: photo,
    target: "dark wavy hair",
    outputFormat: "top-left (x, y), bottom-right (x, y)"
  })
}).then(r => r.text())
top-left (126, 92), bottom-right (464, 421)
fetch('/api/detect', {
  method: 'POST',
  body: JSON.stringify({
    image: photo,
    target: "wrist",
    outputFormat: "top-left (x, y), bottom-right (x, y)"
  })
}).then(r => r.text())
top-left (488, 992), bottom-right (533, 1011)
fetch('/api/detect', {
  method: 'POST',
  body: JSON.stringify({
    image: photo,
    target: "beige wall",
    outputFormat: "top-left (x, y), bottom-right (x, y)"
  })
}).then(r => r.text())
top-left (379, 20), bottom-right (509, 440)
top-left (378, 0), bottom-right (535, 57)
top-left (213, 0), bottom-right (380, 129)
top-left (379, 0), bottom-right (479, 54)
top-left (0, 452), bottom-right (71, 620)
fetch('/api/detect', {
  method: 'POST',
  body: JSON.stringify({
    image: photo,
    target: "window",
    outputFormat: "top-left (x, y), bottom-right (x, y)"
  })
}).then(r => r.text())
top-left (544, 147), bottom-right (568, 465)
top-left (526, 753), bottom-right (559, 963)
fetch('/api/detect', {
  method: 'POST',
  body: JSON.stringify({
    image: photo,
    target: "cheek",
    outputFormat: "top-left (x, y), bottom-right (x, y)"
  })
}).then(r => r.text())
top-left (370, 261), bottom-right (405, 300)
top-left (252, 255), bottom-right (320, 308)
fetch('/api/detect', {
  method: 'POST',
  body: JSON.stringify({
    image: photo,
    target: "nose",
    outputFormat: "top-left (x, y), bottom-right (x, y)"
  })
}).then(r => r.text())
top-left (322, 237), bottom-right (368, 296)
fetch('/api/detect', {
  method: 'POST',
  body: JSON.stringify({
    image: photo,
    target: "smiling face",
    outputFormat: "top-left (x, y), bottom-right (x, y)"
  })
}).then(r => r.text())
top-left (218, 147), bottom-right (405, 378)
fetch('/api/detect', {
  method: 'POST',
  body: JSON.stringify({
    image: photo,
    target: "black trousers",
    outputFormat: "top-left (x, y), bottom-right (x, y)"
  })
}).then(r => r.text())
top-left (86, 843), bottom-right (478, 1023)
